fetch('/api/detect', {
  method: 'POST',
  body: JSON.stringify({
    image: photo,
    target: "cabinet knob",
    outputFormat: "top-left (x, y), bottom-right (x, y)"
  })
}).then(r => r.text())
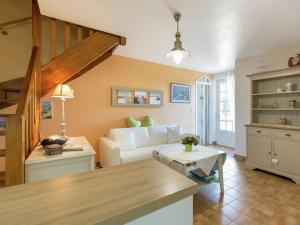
top-left (285, 133), bottom-right (292, 137)
top-left (256, 130), bottom-right (262, 133)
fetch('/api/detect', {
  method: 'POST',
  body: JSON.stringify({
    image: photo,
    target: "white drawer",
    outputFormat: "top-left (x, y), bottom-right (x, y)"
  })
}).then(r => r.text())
top-left (247, 127), bottom-right (272, 137)
top-left (274, 130), bottom-right (300, 142)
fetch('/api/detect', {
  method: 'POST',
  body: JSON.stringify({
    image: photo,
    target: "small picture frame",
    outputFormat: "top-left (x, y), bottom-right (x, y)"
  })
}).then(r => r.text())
top-left (0, 117), bottom-right (6, 129)
top-left (42, 101), bottom-right (53, 119)
top-left (170, 83), bottom-right (191, 103)
top-left (112, 87), bottom-right (163, 107)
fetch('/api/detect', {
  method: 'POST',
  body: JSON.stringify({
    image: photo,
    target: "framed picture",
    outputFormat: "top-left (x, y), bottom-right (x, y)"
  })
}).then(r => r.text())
top-left (170, 83), bottom-right (191, 103)
top-left (149, 92), bottom-right (162, 105)
top-left (112, 87), bottom-right (163, 107)
top-left (117, 90), bottom-right (132, 104)
top-left (0, 117), bottom-right (6, 129)
top-left (41, 101), bottom-right (53, 119)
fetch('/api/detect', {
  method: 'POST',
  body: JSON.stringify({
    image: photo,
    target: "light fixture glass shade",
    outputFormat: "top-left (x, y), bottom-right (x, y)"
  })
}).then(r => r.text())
top-left (166, 13), bottom-right (190, 65)
top-left (166, 50), bottom-right (190, 65)
top-left (52, 84), bottom-right (74, 99)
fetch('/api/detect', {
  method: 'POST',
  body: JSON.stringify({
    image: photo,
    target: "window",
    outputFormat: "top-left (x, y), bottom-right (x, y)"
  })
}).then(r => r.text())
top-left (219, 79), bottom-right (234, 132)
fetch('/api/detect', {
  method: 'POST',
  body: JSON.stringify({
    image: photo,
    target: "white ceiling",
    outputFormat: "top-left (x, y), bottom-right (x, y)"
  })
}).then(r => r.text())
top-left (38, 0), bottom-right (300, 74)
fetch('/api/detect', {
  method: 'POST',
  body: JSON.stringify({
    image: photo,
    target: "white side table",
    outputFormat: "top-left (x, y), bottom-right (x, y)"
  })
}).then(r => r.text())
top-left (25, 136), bottom-right (95, 183)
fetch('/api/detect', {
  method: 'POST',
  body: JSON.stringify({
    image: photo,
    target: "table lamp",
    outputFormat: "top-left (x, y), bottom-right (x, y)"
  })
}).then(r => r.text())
top-left (52, 84), bottom-right (74, 140)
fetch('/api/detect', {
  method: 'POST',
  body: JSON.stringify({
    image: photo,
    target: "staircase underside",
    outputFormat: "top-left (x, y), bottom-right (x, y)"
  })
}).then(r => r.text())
top-left (0, 30), bottom-right (125, 109)
top-left (41, 31), bottom-right (123, 96)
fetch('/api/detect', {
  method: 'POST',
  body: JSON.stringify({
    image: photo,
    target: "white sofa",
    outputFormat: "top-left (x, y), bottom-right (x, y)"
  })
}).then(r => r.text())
top-left (99, 125), bottom-right (199, 167)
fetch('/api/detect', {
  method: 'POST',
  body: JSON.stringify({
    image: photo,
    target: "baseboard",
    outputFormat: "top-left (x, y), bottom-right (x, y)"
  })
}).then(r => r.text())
top-left (233, 154), bottom-right (246, 161)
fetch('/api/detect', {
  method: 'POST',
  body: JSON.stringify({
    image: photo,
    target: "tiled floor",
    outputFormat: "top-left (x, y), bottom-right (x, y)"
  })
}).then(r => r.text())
top-left (193, 147), bottom-right (300, 225)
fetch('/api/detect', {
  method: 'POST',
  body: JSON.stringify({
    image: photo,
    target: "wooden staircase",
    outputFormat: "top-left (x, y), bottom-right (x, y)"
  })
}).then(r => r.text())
top-left (0, 0), bottom-right (126, 186)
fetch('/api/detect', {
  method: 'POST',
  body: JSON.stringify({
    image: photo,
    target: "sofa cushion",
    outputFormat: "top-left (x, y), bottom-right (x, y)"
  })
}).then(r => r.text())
top-left (132, 127), bottom-right (150, 147)
top-left (167, 126), bottom-right (182, 143)
top-left (109, 127), bottom-right (150, 148)
top-left (147, 125), bottom-right (177, 145)
top-left (126, 117), bottom-right (141, 127)
top-left (110, 130), bottom-right (135, 151)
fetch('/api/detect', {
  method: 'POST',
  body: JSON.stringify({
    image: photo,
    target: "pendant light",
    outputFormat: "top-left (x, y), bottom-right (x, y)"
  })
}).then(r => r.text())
top-left (166, 13), bottom-right (190, 65)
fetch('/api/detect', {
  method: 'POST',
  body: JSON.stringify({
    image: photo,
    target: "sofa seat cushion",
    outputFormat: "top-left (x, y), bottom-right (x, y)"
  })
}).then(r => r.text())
top-left (120, 143), bottom-right (181, 164)
top-left (120, 148), bottom-right (153, 164)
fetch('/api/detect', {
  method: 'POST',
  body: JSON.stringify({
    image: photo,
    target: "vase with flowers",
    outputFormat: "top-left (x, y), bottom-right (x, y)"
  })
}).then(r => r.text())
top-left (182, 136), bottom-right (198, 152)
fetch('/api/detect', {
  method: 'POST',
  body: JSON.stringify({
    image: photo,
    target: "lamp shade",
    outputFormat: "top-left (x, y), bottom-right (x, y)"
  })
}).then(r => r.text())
top-left (52, 84), bottom-right (74, 99)
top-left (166, 49), bottom-right (189, 65)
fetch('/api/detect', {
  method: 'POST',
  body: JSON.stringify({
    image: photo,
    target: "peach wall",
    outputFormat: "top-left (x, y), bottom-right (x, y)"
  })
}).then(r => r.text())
top-left (41, 55), bottom-right (204, 162)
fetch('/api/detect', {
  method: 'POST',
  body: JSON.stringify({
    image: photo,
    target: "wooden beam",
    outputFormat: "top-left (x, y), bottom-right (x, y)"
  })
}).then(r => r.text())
top-left (5, 115), bottom-right (25, 186)
top-left (64, 22), bottom-right (71, 50)
top-left (50, 18), bottom-right (57, 59)
top-left (41, 32), bottom-right (120, 96)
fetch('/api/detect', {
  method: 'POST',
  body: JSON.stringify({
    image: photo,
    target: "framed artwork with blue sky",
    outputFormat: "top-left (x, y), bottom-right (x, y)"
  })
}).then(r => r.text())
top-left (170, 83), bottom-right (191, 103)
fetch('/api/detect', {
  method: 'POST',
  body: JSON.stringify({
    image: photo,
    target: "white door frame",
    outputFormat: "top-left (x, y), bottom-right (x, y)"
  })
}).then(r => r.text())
top-left (196, 78), bottom-right (211, 145)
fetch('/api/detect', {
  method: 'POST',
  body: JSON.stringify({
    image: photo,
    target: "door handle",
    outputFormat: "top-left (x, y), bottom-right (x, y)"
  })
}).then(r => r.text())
top-left (256, 130), bottom-right (262, 133)
top-left (285, 133), bottom-right (292, 137)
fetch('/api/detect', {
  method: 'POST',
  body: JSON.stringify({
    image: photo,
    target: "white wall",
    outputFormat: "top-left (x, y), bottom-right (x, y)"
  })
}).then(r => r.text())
top-left (235, 43), bottom-right (300, 156)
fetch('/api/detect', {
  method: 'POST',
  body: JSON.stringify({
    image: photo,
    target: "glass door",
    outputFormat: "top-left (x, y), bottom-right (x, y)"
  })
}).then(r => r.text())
top-left (216, 78), bottom-right (235, 148)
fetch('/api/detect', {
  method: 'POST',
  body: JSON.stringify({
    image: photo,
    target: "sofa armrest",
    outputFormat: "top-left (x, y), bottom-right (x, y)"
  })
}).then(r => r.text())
top-left (99, 137), bottom-right (121, 167)
top-left (182, 133), bottom-right (201, 143)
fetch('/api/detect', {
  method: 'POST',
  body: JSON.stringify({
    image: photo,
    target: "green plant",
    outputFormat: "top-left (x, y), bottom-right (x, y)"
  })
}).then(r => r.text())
top-left (182, 136), bottom-right (198, 146)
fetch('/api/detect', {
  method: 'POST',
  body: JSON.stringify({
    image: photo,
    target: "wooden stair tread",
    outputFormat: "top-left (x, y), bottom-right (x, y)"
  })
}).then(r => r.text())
top-left (0, 99), bottom-right (20, 104)
top-left (0, 149), bottom-right (5, 157)
top-left (2, 87), bottom-right (21, 93)
top-left (0, 114), bottom-right (15, 117)
top-left (0, 128), bottom-right (6, 136)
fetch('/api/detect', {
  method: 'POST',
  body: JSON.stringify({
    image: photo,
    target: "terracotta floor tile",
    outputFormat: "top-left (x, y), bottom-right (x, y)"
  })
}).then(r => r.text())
top-left (202, 208), bottom-right (232, 225)
top-left (216, 205), bottom-right (241, 221)
top-left (244, 207), bottom-right (271, 223)
top-left (212, 193), bottom-right (236, 205)
top-left (225, 189), bottom-right (244, 199)
top-left (233, 214), bottom-right (262, 225)
top-left (269, 212), bottom-right (300, 225)
top-left (279, 203), bottom-right (300, 219)
top-left (228, 199), bottom-right (254, 212)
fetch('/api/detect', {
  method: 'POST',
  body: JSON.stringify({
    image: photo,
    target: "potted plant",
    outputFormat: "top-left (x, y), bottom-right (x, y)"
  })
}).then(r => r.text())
top-left (182, 136), bottom-right (198, 152)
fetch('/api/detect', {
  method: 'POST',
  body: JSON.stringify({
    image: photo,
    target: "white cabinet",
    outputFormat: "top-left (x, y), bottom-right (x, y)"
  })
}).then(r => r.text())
top-left (247, 134), bottom-right (272, 168)
top-left (25, 136), bottom-right (95, 183)
top-left (246, 127), bottom-right (300, 184)
top-left (273, 137), bottom-right (300, 178)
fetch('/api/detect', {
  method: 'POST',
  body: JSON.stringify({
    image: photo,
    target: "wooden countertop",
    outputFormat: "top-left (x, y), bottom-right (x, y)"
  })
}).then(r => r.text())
top-left (246, 123), bottom-right (300, 131)
top-left (0, 160), bottom-right (198, 225)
